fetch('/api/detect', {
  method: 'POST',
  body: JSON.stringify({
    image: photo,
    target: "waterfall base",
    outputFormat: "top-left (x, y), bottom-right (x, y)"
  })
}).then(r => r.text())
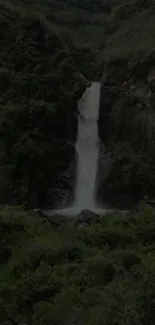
top-left (42, 205), bottom-right (108, 218)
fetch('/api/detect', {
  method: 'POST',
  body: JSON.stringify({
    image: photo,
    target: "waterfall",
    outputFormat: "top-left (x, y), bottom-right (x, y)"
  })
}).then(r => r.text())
top-left (43, 82), bottom-right (107, 217)
top-left (73, 82), bottom-right (100, 209)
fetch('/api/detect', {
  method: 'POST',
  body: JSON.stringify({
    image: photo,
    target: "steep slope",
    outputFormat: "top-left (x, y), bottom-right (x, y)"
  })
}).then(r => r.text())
top-left (98, 0), bottom-right (155, 207)
top-left (0, 3), bottom-right (88, 208)
top-left (100, 0), bottom-right (155, 62)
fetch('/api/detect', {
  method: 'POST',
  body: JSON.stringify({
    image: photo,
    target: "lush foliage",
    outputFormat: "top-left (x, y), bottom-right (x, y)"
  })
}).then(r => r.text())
top-left (3, 0), bottom-right (155, 61)
top-left (1, 204), bottom-right (155, 324)
top-left (0, 4), bottom-right (88, 207)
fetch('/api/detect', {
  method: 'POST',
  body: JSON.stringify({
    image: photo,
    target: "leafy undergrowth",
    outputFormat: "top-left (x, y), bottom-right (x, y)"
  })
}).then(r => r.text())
top-left (0, 3), bottom-right (88, 207)
top-left (102, 7), bottom-right (155, 62)
top-left (2, 0), bottom-right (155, 63)
top-left (1, 204), bottom-right (155, 324)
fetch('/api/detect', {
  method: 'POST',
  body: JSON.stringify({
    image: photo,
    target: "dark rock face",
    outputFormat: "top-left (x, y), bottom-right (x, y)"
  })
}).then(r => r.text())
top-left (44, 144), bottom-right (77, 209)
top-left (48, 213), bottom-right (67, 226)
top-left (98, 55), bottom-right (155, 207)
top-left (76, 209), bottom-right (101, 225)
top-left (99, 56), bottom-right (155, 149)
top-left (46, 188), bottom-right (72, 209)
top-left (96, 144), bottom-right (112, 201)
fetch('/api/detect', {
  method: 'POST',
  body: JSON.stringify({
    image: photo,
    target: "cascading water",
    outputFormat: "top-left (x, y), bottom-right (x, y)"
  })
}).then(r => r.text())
top-left (73, 82), bottom-right (100, 210)
top-left (43, 82), bottom-right (107, 216)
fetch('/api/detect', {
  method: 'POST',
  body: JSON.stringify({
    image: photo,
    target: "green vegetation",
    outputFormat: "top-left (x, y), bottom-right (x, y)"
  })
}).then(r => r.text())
top-left (102, 0), bottom-right (155, 62)
top-left (1, 204), bottom-right (155, 324)
top-left (2, 0), bottom-right (155, 62)
top-left (98, 141), bottom-right (155, 207)
top-left (0, 3), bottom-right (88, 207)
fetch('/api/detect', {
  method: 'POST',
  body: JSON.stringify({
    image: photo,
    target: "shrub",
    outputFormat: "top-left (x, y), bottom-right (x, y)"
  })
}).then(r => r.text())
top-left (76, 255), bottom-right (115, 287)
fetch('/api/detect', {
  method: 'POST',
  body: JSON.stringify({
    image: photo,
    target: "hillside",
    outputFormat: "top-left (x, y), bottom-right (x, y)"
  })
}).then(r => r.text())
top-left (1, 204), bottom-right (155, 324)
top-left (0, 1), bottom-right (89, 209)
top-left (100, 0), bottom-right (155, 62)
top-left (2, 0), bottom-right (155, 61)
top-left (97, 0), bottom-right (155, 207)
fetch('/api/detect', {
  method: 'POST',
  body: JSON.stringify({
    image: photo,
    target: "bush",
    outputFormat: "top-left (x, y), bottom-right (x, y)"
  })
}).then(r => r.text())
top-left (0, 206), bottom-right (155, 323)
top-left (81, 225), bottom-right (136, 249)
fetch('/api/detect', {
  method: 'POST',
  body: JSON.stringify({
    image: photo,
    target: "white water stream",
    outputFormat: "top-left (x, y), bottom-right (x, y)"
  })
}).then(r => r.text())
top-left (73, 82), bottom-right (100, 209)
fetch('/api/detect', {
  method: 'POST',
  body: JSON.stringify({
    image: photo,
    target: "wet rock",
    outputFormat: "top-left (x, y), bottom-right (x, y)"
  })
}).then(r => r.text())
top-left (34, 208), bottom-right (43, 216)
top-left (59, 153), bottom-right (77, 197)
top-left (49, 213), bottom-right (68, 226)
top-left (43, 143), bottom-right (76, 209)
top-left (77, 222), bottom-right (88, 228)
top-left (54, 188), bottom-right (72, 207)
top-left (34, 208), bottom-right (68, 226)
top-left (41, 210), bottom-right (68, 226)
top-left (45, 187), bottom-right (73, 210)
top-left (76, 209), bottom-right (101, 225)
top-left (96, 144), bottom-right (113, 189)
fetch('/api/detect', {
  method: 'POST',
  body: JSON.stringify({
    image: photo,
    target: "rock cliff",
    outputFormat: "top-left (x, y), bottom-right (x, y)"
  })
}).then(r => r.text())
top-left (98, 55), bottom-right (155, 207)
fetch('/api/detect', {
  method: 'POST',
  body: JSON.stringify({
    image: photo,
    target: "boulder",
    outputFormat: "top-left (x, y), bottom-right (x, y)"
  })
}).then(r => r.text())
top-left (41, 210), bottom-right (68, 226)
top-left (76, 209), bottom-right (101, 225)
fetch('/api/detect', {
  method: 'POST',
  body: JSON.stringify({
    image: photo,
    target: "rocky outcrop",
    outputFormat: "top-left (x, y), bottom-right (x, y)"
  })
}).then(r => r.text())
top-left (99, 55), bottom-right (155, 150)
top-left (45, 146), bottom-right (77, 209)
top-left (96, 144), bottom-right (112, 199)
top-left (98, 55), bottom-right (155, 207)
top-left (40, 208), bottom-right (104, 227)
top-left (75, 209), bottom-right (101, 225)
